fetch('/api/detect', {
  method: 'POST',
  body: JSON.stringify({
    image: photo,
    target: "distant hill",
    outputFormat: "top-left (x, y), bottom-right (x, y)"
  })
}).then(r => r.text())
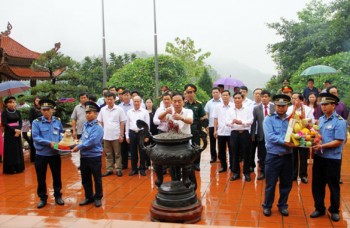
top-left (207, 58), bottom-right (273, 93)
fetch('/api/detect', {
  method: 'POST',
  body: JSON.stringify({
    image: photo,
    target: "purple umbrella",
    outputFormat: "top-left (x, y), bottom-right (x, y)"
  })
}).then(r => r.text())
top-left (213, 77), bottom-right (245, 89)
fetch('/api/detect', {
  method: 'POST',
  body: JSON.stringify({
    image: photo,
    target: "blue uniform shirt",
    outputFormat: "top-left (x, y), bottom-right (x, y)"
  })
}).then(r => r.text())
top-left (315, 111), bottom-right (346, 160)
top-left (32, 116), bottom-right (64, 156)
top-left (263, 113), bottom-right (292, 155)
top-left (77, 120), bottom-right (104, 157)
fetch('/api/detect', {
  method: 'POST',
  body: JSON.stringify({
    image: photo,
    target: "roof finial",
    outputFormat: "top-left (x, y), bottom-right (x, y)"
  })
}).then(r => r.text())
top-left (0, 22), bottom-right (12, 36)
top-left (51, 42), bottom-right (61, 52)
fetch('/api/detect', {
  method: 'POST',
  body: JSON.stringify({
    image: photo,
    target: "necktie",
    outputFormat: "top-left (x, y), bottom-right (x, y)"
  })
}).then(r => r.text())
top-left (264, 105), bottom-right (268, 116)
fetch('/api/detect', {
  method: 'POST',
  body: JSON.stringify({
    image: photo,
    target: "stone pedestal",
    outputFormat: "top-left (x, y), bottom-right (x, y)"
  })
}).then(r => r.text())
top-left (150, 181), bottom-right (202, 223)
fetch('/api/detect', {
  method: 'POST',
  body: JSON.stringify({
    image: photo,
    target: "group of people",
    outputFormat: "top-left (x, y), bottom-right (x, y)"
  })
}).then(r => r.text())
top-left (205, 79), bottom-right (347, 222)
top-left (0, 78), bottom-right (347, 222)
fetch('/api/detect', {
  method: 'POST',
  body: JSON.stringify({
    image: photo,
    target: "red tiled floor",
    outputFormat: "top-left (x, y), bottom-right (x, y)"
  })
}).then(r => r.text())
top-left (0, 140), bottom-right (349, 227)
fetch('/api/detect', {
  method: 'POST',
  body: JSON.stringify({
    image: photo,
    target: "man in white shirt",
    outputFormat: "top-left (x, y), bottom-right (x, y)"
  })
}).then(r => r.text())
top-left (240, 86), bottom-right (253, 109)
top-left (213, 90), bottom-right (233, 173)
top-left (249, 88), bottom-right (262, 172)
top-left (287, 92), bottom-right (314, 184)
top-left (153, 92), bottom-right (173, 133)
top-left (97, 92), bottom-right (126, 177)
top-left (118, 90), bottom-right (134, 169)
top-left (204, 87), bottom-right (222, 163)
top-left (125, 96), bottom-right (150, 176)
top-left (227, 92), bottom-right (254, 182)
top-left (71, 92), bottom-right (89, 139)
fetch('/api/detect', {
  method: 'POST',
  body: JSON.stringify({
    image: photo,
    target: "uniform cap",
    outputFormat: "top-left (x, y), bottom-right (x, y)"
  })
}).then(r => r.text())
top-left (319, 93), bottom-right (339, 104)
top-left (184, 84), bottom-right (197, 92)
top-left (272, 94), bottom-right (291, 106)
top-left (84, 101), bottom-right (100, 112)
top-left (39, 99), bottom-right (56, 109)
top-left (281, 86), bottom-right (293, 93)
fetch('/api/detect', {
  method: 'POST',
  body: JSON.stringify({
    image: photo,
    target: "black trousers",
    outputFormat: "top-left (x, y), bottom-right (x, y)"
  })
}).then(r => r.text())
top-left (217, 135), bottom-right (231, 170)
top-left (230, 130), bottom-right (250, 175)
top-left (209, 127), bottom-right (217, 161)
top-left (249, 136), bottom-right (258, 169)
top-left (293, 147), bottom-right (309, 178)
top-left (257, 140), bottom-right (267, 172)
top-left (263, 153), bottom-right (293, 209)
top-left (121, 130), bottom-right (130, 168)
top-left (35, 155), bottom-right (62, 201)
top-left (24, 132), bottom-right (35, 162)
top-left (312, 155), bottom-right (341, 213)
top-left (129, 131), bottom-right (146, 171)
top-left (80, 156), bottom-right (103, 200)
top-left (192, 130), bottom-right (201, 166)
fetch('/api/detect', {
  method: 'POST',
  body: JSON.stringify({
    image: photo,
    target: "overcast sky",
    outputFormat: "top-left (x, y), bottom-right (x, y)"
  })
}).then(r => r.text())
top-left (1, 0), bottom-right (331, 77)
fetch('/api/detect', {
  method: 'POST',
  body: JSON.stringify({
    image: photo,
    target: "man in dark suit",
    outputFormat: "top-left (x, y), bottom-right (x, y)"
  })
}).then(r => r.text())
top-left (251, 90), bottom-right (275, 180)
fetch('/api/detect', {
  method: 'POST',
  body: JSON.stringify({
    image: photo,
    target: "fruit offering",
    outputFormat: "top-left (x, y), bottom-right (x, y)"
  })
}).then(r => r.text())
top-left (290, 117), bottom-right (321, 147)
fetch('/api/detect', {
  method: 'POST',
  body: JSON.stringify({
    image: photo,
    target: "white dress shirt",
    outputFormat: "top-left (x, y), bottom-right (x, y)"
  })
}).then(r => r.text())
top-left (213, 102), bottom-right (234, 136)
top-left (226, 106), bottom-right (253, 131)
top-left (204, 98), bottom-right (222, 127)
top-left (287, 105), bottom-right (314, 120)
top-left (167, 108), bottom-right (193, 134)
top-left (97, 105), bottom-right (126, 140)
top-left (125, 108), bottom-right (150, 139)
top-left (153, 106), bottom-right (173, 132)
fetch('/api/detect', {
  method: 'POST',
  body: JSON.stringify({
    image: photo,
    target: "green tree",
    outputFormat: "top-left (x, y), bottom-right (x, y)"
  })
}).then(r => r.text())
top-left (31, 44), bottom-right (73, 84)
top-left (109, 55), bottom-right (186, 99)
top-left (267, 0), bottom-right (333, 81)
top-left (165, 37), bottom-right (211, 82)
top-left (198, 68), bottom-right (213, 97)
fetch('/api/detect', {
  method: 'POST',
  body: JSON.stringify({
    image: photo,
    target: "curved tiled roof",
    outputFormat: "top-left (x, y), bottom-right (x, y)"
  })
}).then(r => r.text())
top-left (0, 64), bottom-right (65, 80)
top-left (0, 35), bottom-right (40, 59)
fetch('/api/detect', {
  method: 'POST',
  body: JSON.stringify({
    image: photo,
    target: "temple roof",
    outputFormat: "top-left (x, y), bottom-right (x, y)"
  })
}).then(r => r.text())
top-left (0, 34), bottom-right (65, 80)
top-left (0, 35), bottom-right (40, 59)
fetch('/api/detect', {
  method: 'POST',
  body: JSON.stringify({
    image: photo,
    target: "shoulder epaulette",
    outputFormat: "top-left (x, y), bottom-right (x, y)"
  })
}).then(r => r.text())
top-left (195, 100), bottom-right (202, 104)
top-left (336, 114), bottom-right (343, 120)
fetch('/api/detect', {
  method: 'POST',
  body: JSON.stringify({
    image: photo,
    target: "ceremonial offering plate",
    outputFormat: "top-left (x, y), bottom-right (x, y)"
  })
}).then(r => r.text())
top-left (58, 149), bottom-right (72, 156)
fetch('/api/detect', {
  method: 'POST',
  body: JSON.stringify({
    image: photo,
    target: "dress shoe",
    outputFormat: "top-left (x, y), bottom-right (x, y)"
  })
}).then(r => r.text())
top-left (94, 199), bottom-right (102, 207)
top-left (129, 170), bottom-right (138, 176)
top-left (244, 174), bottom-right (251, 182)
top-left (257, 173), bottom-right (265, 180)
top-left (263, 208), bottom-right (271, 217)
top-left (140, 170), bottom-right (146, 176)
top-left (194, 164), bottom-right (200, 171)
top-left (331, 213), bottom-right (340, 221)
top-left (116, 170), bottom-right (123, 177)
top-left (339, 179), bottom-right (343, 184)
top-left (37, 200), bottom-right (47, 209)
top-left (102, 171), bottom-right (113, 177)
top-left (218, 167), bottom-right (227, 173)
top-left (210, 159), bottom-right (217, 163)
top-left (310, 210), bottom-right (325, 218)
top-left (55, 197), bottom-right (64, 205)
top-left (279, 208), bottom-right (289, 216)
top-left (301, 177), bottom-right (308, 184)
top-left (230, 173), bottom-right (240, 181)
top-left (79, 198), bottom-right (94, 206)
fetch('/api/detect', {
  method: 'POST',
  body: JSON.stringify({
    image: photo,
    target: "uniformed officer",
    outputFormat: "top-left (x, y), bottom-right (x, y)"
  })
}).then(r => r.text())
top-left (72, 102), bottom-right (104, 207)
top-left (32, 99), bottom-right (64, 209)
top-left (183, 84), bottom-right (206, 171)
top-left (310, 93), bottom-right (347, 222)
top-left (262, 94), bottom-right (294, 217)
